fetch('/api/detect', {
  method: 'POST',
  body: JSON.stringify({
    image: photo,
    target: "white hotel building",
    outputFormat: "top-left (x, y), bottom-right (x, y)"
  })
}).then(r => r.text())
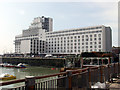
top-left (15, 16), bottom-right (112, 55)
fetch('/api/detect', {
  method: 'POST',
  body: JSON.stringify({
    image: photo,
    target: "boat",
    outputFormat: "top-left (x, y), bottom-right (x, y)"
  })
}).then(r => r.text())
top-left (0, 63), bottom-right (5, 67)
top-left (4, 64), bottom-right (15, 68)
top-left (0, 73), bottom-right (16, 80)
top-left (15, 63), bottom-right (26, 68)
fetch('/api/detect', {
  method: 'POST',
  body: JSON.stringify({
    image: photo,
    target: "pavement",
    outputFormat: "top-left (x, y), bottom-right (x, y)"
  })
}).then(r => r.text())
top-left (109, 76), bottom-right (120, 90)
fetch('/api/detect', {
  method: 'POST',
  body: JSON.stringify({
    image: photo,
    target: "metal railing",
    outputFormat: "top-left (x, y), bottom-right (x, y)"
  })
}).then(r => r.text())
top-left (0, 62), bottom-right (119, 90)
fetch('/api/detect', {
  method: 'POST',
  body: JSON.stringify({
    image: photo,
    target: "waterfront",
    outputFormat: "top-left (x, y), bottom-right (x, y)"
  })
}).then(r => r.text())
top-left (0, 66), bottom-right (59, 89)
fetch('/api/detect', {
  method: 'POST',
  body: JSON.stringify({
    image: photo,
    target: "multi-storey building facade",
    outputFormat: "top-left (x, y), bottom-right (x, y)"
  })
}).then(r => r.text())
top-left (15, 16), bottom-right (112, 55)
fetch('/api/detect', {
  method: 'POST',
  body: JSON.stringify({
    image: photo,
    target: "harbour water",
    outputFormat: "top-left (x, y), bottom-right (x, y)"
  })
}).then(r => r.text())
top-left (0, 66), bottom-right (59, 89)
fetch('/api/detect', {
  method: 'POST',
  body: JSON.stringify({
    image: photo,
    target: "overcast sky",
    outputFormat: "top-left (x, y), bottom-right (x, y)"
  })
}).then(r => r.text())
top-left (0, 0), bottom-right (118, 54)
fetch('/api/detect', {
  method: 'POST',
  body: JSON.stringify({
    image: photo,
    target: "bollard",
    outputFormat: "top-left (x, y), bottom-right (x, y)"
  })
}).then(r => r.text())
top-left (66, 70), bottom-right (72, 89)
top-left (25, 76), bottom-right (35, 90)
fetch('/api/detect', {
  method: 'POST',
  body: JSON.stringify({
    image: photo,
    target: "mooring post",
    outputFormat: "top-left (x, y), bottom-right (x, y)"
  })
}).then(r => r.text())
top-left (66, 70), bottom-right (72, 89)
top-left (25, 76), bottom-right (35, 90)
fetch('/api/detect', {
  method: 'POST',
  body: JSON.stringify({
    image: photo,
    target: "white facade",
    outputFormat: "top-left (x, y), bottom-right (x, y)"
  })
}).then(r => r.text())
top-left (46, 25), bottom-right (112, 55)
top-left (15, 16), bottom-right (112, 55)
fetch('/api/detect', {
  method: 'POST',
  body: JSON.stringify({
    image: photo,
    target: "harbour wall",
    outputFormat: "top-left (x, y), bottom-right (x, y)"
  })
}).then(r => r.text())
top-left (1, 57), bottom-right (66, 67)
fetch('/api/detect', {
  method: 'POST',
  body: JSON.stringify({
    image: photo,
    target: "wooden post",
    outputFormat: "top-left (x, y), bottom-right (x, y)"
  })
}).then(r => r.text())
top-left (107, 64), bottom-right (110, 82)
top-left (88, 68), bottom-right (91, 88)
top-left (25, 76), bottom-right (35, 90)
top-left (66, 70), bottom-right (72, 89)
top-left (118, 62), bottom-right (120, 76)
top-left (114, 63), bottom-right (116, 74)
top-left (100, 66), bottom-right (104, 83)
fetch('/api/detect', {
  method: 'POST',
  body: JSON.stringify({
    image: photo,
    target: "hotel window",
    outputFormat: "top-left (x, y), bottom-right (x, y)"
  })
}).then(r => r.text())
top-left (78, 36), bottom-right (80, 38)
top-left (74, 50), bottom-right (76, 52)
top-left (86, 35), bottom-right (88, 37)
top-left (94, 49), bottom-right (97, 51)
top-left (94, 38), bottom-right (97, 40)
top-left (99, 38), bottom-right (101, 40)
top-left (98, 34), bottom-right (101, 37)
top-left (74, 40), bottom-right (77, 42)
top-left (99, 42), bottom-right (101, 44)
top-left (95, 46), bottom-right (97, 48)
top-left (86, 39), bottom-right (89, 41)
top-left (71, 37), bottom-right (73, 39)
top-left (74, 36), bottom-right (77, 38)
top-left (99, 45), bottom-right (101, 48)
top-left (94, 34), bottom-right (97, 37)
top-left (82, 46), bottom-right (84, 49)
top-left (78, 39), bottom-right (80, 42)
top-left (78, 50), bottom-right (80, 52)
top-left (71, 40), bottom-right (73, 42)
top-left (82, 39), bottom-right (84, 41)
top-left (90, 38), bottom-right (92, 41)
top-left (86, 46), bottom-right (88, 48)
top-left (71, 43), bottom-right (73, 45)
top-left (78, 43), bottom-right (80, 45)
top-left (82, 43), bottom-right (84, 45)
top-left (90, 46), bottom-right (92, 48)
top-left (78, 47), bottom-right (80, 49)
top-left (71, 50), bottom-right (73, 52)
top-left (94, 42), bottom-right (97, 44)
top-left (82, 35), bottom-right (84, 38)
top-left (67, 50), bottom-right (69, 52)
top-left (90, 42), bottom-right (92, 44)
top-left (71, 47), bottom-right (73, 49)
top-left (86, 42), bottom-right (88, 45)
top-left (67, 37), bottom-right (69, 39)
top-left (90, 35), bottom-right (92, 37)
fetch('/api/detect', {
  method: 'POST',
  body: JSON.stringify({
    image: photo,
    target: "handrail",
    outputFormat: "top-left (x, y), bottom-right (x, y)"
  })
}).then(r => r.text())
top-left (0, 79), bottom-right (25, 86)
top-left (0, 72), bottom-right (67, 87)
top-left (35, 72), bottom-right (67, 79)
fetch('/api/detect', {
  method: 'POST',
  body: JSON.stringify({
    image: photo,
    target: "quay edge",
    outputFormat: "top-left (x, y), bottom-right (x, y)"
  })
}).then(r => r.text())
top-left (1, 57), bottom-right (66, 67)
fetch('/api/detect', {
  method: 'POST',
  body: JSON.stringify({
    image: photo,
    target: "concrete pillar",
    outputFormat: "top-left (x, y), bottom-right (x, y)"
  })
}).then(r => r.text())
top-left (25, 76), bottom-right (35, 90)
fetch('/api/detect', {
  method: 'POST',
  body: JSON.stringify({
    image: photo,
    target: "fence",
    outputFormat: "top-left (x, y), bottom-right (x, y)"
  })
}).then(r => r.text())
top-left (0, 62), bottom-right (120, 90)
